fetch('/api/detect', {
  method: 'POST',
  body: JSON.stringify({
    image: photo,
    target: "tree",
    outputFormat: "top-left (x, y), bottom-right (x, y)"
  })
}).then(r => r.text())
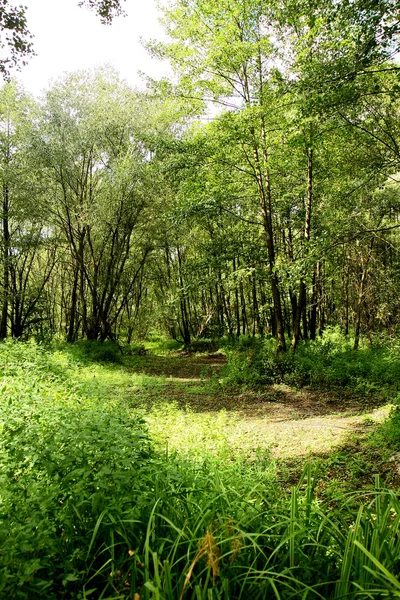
top-left (0, 0), bottom-right (126, 76)
top-left (0, 0), bottom-right (33, 76)
top-left (35, 69), bottom-right (154, 341)
top-left (78, 0), bottom-right (126, 24)
top-left (0, 80), bottom-right (51, 339)
top-left (147, 0), bottom-right (400, 350)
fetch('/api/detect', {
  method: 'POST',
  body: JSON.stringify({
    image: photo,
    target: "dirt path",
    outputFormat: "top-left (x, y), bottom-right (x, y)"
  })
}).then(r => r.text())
top-left (130, 352), bottom-right (392, 460)
top-left (230, 385), bottom-right (390, 458)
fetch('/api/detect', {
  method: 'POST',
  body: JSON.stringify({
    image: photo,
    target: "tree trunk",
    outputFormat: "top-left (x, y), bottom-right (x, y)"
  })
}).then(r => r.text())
top-left (353, 271), bottom-right (366, 350)
top-left (233, 257), bottom-right (240, 337)
top-left (291, 147), bottom-right (313, 351)
top-left (291, 282), bottom-right (306, 349)
top-left (309, 268), bottom-right (317, 340)
top-left (0, 186), bottom-right (10, 339)
top-left (318, 262), bottom-right (325, 336)
top-left (353, 256), bottom-right (369, 350)
top-left (302, 289), bottom-right (309, 340)
top-left (260, 169), bottom-right (286, 351)
top-left (67, 264), bottom-right (79, 342)
top-left (177, 246), bottom-right (191, 346)
top-left (240, 280), bottom-right (248, 335)
top-left (344, 263), bottom-right (349, 336)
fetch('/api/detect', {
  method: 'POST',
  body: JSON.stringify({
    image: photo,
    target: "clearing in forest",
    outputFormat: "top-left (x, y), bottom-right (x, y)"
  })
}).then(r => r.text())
top-left (118, 351), bottom-right (393, 469)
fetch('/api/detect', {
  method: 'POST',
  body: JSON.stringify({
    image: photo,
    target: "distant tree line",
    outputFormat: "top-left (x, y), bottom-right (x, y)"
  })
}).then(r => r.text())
top-left (0, 0), bottom-right (400, 350)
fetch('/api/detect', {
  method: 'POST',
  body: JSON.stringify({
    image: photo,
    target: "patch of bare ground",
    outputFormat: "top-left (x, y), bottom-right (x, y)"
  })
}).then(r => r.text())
top-left (130, 352), bottom-right (394, 473)
top-left (228, 385), bottom-right (390, 458)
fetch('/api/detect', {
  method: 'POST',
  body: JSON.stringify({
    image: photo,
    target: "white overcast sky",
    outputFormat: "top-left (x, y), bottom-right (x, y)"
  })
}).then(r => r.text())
top-left (15, 0), bottom-right (169, 96)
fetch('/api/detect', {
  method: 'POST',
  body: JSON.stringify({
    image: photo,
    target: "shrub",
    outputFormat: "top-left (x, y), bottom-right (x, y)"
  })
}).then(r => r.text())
top-left (65, 340), bottom-right (123, 364)
top-left (372, 396), bottom-right (400, 449)
top-left (224, 328), bottom-right (400, 394)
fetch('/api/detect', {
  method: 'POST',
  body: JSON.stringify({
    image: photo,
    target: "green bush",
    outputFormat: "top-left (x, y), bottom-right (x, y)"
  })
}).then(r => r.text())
top-left (68, 340), bottom-right (123, 364)
top-left (372, 396), bottom-right (400, 449)
top-left (187, 338), bottom-right (221, 353)
top-left (0, 341), bottom-right (150, 597)
top-left (145, 335), bottom-right (184, 353)
top-left (123, 342), bottom-right (148, 356)
top-left (224, 328), bottom-right (400, 394)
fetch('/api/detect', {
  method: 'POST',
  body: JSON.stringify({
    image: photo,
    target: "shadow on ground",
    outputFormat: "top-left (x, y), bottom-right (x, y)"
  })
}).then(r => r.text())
top-left (128, 352), bottom-right (226, 379)
top-left (277, 430), bottom-right (400, 491)
top-left (130, 362), bottom-right (388, 420)
top-left (124, 351), bottom-right (394, 465)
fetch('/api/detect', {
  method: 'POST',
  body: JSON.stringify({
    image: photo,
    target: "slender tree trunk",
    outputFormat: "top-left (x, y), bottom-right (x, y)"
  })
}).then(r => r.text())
top-left (353, 250), bottom-right (372, 350)
top-left (258, 281), bottom-right (266, 336)
top-left (0, 186), bottom-right (10, 339)
top-left (291, 147), bottom-right (313, 351)
top-left (292, 282), bottom-right (306, 349)
top-left (240, 280), bottom-right (248, 335)
top-left (233, 257), bottom-right (240, 337)
top-left (219, 273), bottom-right (232, 335)
top-left (289, 289), bottom-right (297, 333)
top-left (283, 293), bottom-right (291, 338)
top-left (309, 268), bottom-right (317, 340)
top-left (286, 226), bottom-right (297, 331)
top-left (242, 58), bottom-right (285, 350)
top-left (177, 247), bottom-right (191, 345)
top-left (215, 281), bottom-right (223, 335)
top-left (270, 304), bottom-right (277, 338)
top-left (67, 264), bottom-right (79, 342)
top-left (353, 269), bottom-right (366, 350)
top-left (318, 262), bottom-right (325, 336)
top-left (302, 289), bottom-right (308, 340)
top-left (260, 168), bottom-right (286, 351)
top-left (344, 263), bottom-right (350, 336)
top-left (252, 270), bottom-right (260, 336)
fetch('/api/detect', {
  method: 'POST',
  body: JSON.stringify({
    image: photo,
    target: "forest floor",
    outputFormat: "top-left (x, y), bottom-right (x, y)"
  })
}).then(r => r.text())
top-left (3, 341), bottom-right (400, 600)
top-left (126, 352), bottom-right (388, 455)
top-left (79, 348), bottom-right (398, 491)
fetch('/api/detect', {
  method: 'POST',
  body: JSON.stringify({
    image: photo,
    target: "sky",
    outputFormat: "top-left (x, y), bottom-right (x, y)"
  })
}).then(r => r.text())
top-left (15, 0), bottom-right (169, 96)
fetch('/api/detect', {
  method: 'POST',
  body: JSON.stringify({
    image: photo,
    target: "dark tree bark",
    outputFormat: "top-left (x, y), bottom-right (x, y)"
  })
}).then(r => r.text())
top-left (309, 268), bottom-right (317, 340)
top-left (291, 147), bottom-right (313, 352)
top-left (0, 185), bottom-right (10, 339)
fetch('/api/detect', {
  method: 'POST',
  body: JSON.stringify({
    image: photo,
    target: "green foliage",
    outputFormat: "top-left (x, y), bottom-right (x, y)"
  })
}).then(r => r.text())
top-left (65, 340), bottom-right (124, 364)
top-left (224, 329), bottom-right (400, 394)
top-left (186, 338), bottom-right (221, 353)
top-left (0, 341), bottom-right (151, 597)
top-left (0, 2), bottom-right (34, 75)
top-left (145, 335), bottom-right (184, 354)
top-left (1, 342), bottom-right (400, 599)
top-left (78, 0), bottom-right (126, 24)
top-left (372, 400), bottom-right (400, 449)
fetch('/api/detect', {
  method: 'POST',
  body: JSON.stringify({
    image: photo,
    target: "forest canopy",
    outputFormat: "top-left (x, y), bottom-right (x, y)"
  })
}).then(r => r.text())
top-left (0, 0), bottom-right (399, 350)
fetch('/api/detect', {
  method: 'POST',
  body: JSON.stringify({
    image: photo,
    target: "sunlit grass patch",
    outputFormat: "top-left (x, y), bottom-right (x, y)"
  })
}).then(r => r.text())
top-left (146, 401), bottom-right (243, 458)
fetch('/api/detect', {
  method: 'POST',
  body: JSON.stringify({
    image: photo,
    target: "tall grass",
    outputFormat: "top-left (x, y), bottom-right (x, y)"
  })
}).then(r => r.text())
top-left (0, 341), bottom-right (399, 599)
top-left (80, 467), bottom-right (400, 600)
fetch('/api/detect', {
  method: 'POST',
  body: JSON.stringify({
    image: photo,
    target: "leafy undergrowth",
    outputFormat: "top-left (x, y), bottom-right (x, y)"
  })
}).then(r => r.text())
top-left (222, 328), bottom-right (400, 398)
top-left (0, 341), bottom-right (400, 599)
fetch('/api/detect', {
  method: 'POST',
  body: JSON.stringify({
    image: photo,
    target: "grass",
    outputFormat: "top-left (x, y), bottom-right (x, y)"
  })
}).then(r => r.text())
top-left (0, 338), bottom-right (400, 598)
